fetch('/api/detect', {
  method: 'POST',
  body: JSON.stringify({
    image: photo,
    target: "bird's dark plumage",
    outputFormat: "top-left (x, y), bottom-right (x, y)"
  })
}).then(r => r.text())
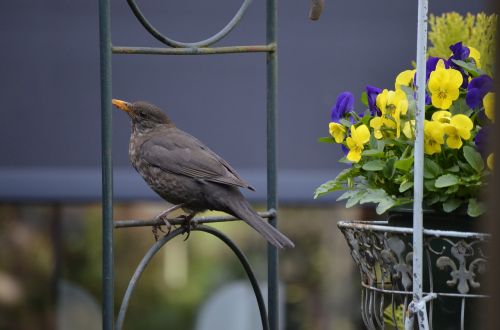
top-left (113, 99), bottom-right (294, 248)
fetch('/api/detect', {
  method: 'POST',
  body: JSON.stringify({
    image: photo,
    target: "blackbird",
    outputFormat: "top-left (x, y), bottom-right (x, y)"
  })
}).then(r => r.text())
top-left (113, 99), bottom-right (294, 248)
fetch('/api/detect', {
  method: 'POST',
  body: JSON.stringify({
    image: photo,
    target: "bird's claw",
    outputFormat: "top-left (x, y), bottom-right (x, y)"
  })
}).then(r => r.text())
top-left (151, 211), bottom-right (174, 241)
top-left (180, 213), bottom-right (196, 241)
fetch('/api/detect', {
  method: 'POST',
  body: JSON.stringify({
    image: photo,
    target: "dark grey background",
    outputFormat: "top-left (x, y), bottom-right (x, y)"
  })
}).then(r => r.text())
top-left (0, 0), bottom-right (491, 202)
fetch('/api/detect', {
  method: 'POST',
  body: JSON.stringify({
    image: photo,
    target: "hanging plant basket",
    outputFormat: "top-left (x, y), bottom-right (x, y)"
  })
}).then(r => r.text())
top-left (338, 217), bottom-right (490, 330)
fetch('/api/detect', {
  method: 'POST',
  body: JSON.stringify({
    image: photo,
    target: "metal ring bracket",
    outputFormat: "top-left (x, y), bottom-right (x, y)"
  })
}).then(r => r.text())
top-left (126, 0), bottom-right (253, 48)
top-left (116, 225), bottom-right (270, 330)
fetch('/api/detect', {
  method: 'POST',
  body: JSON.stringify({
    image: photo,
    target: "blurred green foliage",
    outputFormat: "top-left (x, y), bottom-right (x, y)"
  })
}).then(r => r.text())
top-left (0, 203), bottom-right (364, 330)
top-left (428, 12), bottom-right (497, 75)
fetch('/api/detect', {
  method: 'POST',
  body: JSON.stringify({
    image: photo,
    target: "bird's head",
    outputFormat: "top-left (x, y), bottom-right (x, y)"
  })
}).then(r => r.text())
top-left (112, 99), bottom-right (174, 133)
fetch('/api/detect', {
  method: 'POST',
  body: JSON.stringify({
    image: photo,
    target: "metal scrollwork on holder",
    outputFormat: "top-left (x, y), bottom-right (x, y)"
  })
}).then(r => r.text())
top-left (338, 220), bottom-right (490, 330)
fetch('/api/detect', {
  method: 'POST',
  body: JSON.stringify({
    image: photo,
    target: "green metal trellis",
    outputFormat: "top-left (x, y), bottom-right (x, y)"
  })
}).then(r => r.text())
top-left (98, 0), bottom-right (281, 329)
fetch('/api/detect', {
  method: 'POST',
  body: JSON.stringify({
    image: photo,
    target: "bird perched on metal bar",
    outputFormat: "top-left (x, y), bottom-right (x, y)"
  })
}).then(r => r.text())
top-left (113, 99), bottom-right (294, 248)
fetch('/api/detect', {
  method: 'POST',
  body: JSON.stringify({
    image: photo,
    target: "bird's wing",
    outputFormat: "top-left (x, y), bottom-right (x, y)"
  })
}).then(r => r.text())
top-left (140, 129), bottom-right (255, 190)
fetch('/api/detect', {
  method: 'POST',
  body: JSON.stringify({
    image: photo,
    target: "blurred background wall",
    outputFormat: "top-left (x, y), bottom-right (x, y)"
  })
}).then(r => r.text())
top-left (0, 1), bottom-right (493, 329)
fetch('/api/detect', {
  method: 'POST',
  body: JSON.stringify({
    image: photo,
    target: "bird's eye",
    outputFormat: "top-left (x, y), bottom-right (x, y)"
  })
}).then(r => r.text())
top-left (138, 112), bottom-right (147, 118)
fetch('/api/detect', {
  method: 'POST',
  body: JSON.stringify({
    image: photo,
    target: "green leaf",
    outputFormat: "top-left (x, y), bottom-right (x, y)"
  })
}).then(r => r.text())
top-left (449, 98), bottom-right (473, 116)
top-left (318, 136), bottom-right (336, 143)
top-left (425, 179), bottom-right (437, 192)
top-left (360, 91), bottom-right (368, 107)
top-left (314, 180), bottom-right (341, 198)
top-left (340, 119), bottom-right (352, 127)
top-left (337, 190), bottom-right (358, 201)
top-left (451, 59), bottom-right (486, 77)
top-left (426, 194), bottom-right (440, 206)
top-left (463, 145), bottom-right (484, 173)
top-left (362, 160), bottom-right (386, 171)
top-left (424, 158), bottom-right (442, 179)
top-left (395, 157), bottom-right (414, 172)
top-left (314, 168), bottom-right (355, 198)
top-left (399, 181), bottom-right (413, 193)
top-left (467, 198), bottom-right (486, 217)
top-left (362, 149), bottom-right (384, 157)
top-left (435, 174), bottom-right (459, 188)
top-left (383, 158), bottom-right (397, 178)
top-left (376, 198), bottom-right (397, 214)
top-left (359, 188), bottom-right (389, 204)
top-left (446, 165), bottom-right (460, 173)
top-left (442, 198), bottom-right (462, 213)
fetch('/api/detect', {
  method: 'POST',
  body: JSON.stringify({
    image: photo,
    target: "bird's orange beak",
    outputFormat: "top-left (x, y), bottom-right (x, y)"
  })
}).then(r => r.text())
top-left (112, 99), bottom-right (132, 113)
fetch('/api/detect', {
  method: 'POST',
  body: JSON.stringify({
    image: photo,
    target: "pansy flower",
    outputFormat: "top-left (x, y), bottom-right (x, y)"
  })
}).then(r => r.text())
top-left (328, 92), bottom-right (354, 143)
top-left (424, 120), bottom-right (445, 155)
top-left (443, 114), bottom-right (473, 149)
top-left (345, 124), bottom-right (370, 162)
top-left (366, 85), bottom-right (382, 116)
top-left (474, 125), bottom-right (490, 157)
top-left (428, 59), bottom-right (463, 110)
top-left (331, 92), bottom-right (354, 122)
top-left (483, 92), bottom-right (495, 122)
top-left (466, 75), bottom-right (494, 109)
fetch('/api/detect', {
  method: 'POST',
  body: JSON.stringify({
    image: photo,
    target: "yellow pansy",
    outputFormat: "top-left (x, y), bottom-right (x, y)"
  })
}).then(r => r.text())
top-left (487, 153), bottom-right (494, 170)
top-left (431, 110), bottom-right (451, 124)
top-left (346, 125), bottom-right (370, 163)
top-left (428, 59), bottom-right (463, 110)
top-left (375, 89), bottom-right (408, 137)
top-left (443, 114), bottom-right (473, 149)
top-left (468, 46), bottom-right (481, 68)
top-left (424, 120), bottom-right (445, 155)
top-left (483, 92), bottom-right (495, 122)
top-left (369, 117), bottom-right (383, 139)
top-left (329, 122), bottom-right (346, 143)
top-left (402, 120), bottom-right (415, 139)
top-left (395, 69), bottom-right (416, 90)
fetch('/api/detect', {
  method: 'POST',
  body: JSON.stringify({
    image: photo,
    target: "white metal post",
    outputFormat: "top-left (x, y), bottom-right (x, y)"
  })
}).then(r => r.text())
top-left (408, 0), bottom-right (433, 329)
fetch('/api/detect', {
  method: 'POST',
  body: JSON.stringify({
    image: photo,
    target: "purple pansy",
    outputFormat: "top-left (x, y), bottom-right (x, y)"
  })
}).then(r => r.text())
top-left (331, 92), bottom-right (354, 122)
top-left (466, 75), bottom-right (494, 109)
top-left (366, 85), bottom-right (382, 116)
top-left (449, 41), bottom-right (470, 62)
top-left (341, 144), bottom-right (349, 156)
top-left (474, 125), bottom-right (490, 157)
top-left (448, 42), bottom-right (472, 88)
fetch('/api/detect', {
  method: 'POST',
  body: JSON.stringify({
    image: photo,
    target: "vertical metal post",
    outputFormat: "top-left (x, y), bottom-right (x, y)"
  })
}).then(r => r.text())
top-left (266, 0), bottom-right (279, 329)
top-left (410, 0), bottom-right (430, 328)
top-left (98, 0), bottom-right (114, 329)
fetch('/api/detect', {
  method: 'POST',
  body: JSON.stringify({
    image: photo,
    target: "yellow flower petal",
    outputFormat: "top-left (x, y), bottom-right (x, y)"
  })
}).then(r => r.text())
top-left (487, 153), bottom-right (494, 170)
top-left (450, 114), bottom-right (473, 140)
top-left (484, 92), bottom-right (495, 122)
top-left (468, 46), bottom-right (481, 68)
top-left (329, 122), bottom-right (346, 143)
top-left (424, 120), bottom-right (445, 155)
top-left (352, 124), bottom-right (370, 145)
top-left (395, 69), bottom-right (416, 90)
top-left (431, 111), bottom-right (451, 123)
top-left (370, 117), bottom-right (383, 139)
top-left (402, 120), bottom-right (415, 139)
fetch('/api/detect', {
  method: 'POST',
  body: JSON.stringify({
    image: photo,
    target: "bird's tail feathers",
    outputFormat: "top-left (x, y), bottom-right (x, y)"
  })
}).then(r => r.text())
top-left (229, 199), bottom-right (294, 249)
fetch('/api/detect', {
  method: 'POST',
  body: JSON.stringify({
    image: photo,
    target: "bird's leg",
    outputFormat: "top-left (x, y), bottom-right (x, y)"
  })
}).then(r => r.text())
top-left (151, 203), bottom-right (185, 240)
top-left (181, 212), bottom-right (197, 241)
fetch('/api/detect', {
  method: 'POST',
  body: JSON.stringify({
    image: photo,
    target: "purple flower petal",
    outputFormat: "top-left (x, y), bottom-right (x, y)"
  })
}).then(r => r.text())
top-left (331, 92), bottom-right (354, 122)
top-left (426, 57), bottom-right (449, 81)
top-left (474, 125), bottom-right (490, 157)
top-left (466, 75), bottom-right (494, 109)
top-left (449, 41), bottom-right (470, 62)
top-left (366, 85), bottom-right (382, 116)
top-left (341, 144), bottom-right (349, 156)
